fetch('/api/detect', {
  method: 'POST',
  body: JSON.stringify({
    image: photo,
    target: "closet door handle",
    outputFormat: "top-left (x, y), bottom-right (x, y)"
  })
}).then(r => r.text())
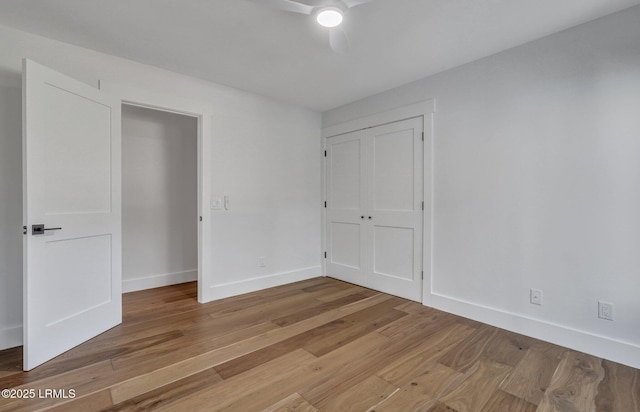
top-left (361, 216), bottom-right (365, 219)
top-left (368, 216), bottom-right (372, 220)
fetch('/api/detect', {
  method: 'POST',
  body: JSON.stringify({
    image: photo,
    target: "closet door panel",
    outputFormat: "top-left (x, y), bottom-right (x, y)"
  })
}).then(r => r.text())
top-left (367, 117), bottom-right (423, 301)
top-left (326, 130), bottom-right (367, 285)
top-left (372, 128), bottom-right (415, 212)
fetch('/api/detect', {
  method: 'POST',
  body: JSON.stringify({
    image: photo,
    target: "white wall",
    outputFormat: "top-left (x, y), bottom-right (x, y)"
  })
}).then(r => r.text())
top-left (324, 6), bottom-right (640, 368)
top-left (0, 85), bottom-right (23, 350)
top-left (122, 105), bottom-right (198, 292)
top-left (0, 24), bottom-right (322, 350)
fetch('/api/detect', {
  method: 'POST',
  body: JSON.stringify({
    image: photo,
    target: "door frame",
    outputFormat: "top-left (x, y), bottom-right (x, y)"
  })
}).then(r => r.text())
top-left (99, 82), bottom-right (213, 303)
top-left (321, 99), bottom-right (435, 305)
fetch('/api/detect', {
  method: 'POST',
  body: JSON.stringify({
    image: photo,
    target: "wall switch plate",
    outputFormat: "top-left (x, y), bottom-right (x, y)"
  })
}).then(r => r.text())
top-left (210, 197), bottom-right (222, 210)
top-left (530, 288), bottom-right (543, 305)
top-left (598, 301), bottom-right (614, 321)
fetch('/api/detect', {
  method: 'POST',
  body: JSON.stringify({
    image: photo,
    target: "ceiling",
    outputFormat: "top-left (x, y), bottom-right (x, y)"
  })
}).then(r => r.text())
top-left (0, 0), bottom-right (638, 112)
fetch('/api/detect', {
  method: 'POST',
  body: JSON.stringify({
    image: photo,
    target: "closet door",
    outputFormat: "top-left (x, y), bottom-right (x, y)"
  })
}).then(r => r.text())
top-left (325, 130), bottom-right (367, 286)
top-left (325, 117), bottom-right (423, 302)
top-left (366, 117), bottom-right (423, 301)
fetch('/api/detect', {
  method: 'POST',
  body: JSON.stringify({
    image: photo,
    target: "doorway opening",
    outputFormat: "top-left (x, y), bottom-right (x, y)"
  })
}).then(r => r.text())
top-left (121, 104), bottom-right (198, 297)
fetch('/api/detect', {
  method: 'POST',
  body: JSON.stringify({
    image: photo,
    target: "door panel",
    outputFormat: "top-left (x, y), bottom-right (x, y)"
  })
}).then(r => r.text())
top-left (367, 117), bottom-right (423, 301)
top-left (373, 128), bottom-right (415, 212)
top-left (42, 83), bottom-right (112, 214)
top-left (373, 226), bottom-right (414, 280)
top-left (329, 222), bottom-right (361, 269)
top-left (325, 130), bottom-right (367, 285)
top-left (329, 138), bottom-right (362, 210)
top-left (23, 59), bottom-right (121, 370)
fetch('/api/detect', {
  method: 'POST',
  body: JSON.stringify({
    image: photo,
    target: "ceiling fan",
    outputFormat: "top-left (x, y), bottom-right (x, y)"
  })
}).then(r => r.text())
top-left (253, 0), bottom-right (375, 53)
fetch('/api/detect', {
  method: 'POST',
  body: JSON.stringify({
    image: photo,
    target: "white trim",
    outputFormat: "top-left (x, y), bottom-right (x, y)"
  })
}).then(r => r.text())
top-left (321, 99), bottom-right (436, 139)
top-left (0, 325), bottom-right (23, 350)
top-left (430, 292), bottom-right (640, 369)
top-left (321, 99), bottom-right (436, 305)
top-left (98, 82), bottom-right (213, 304)
top-left (207, 266), bottom-right (321, 301)
top-left (122, 270), bottom-right (198, 293)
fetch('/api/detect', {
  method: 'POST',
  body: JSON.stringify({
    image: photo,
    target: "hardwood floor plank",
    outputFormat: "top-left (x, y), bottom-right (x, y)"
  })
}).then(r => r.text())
top-left (376, 322), bottom-right (474, 388)
top-left (0, 330), bottom-right (183, 389)
top-left (499, 348), bottom-right (561, 405)
top-left (438, 325), bottom-right (500, 373)
top-left (109, 321), bottom-right (279, 371)
top-left (299, 318), bottom-right (472, 409)
top-left (478, 329), bottom-right (533, 367)
top-left (43, 389), bottom-right (113, 412)
top-left (109, 293), bottom-right (392, 403)
top-left (426, 401), bottom-right (457, 412)
top-left (319, 375), bottom-right (398, 411)
top-left (214, 297), bottom-right (406, 379)
top-left (596, 359), bottom-right (640, 412)
top-left (373, 362), bottom-right (464, 412)
top-left (376, 307), bottom-right (459, 339)
top-left (271, 293), bottom-right (374, 327)
top-left (302, 303), bottom-right (406, 357)
top-left (479, 390), bottom-right (537, 412)
top-left (104, 367), bottom-right (222, 411)
top-left (536, 351), bottom-right (605, 412)
top-left (214, 333), bottom-right (392, 412)
top-left (0, 360), bottom-right (115, 412)
top-left (153, 349), bottom-right (317, 411)
top-left (315, 285), bottom-right (377, 303)
top-left (0, 346), bottom-right (22, 375)
top-left (439, 358), bottom-right (512, 412)
top-left (263, 393), bottom-right (318, 412)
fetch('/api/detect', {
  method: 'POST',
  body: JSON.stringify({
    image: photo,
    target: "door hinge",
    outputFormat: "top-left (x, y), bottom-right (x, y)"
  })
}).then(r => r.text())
top-left (324, 251), bottom-right (327, 259)
top-left (324, 201), bottom-right (327, 208)
top-left (22, 226), bottom-right (27, 235)
top-left (199, 216), bottom-right (202, 222)
top-left (421, 271), bottom-right (424, 280)
top-left (421, 131), bottom-right (424, 141)
top-left (324, 150), bottom-right (327, 157)
top-left (422, 201), bottom-right (424, 210)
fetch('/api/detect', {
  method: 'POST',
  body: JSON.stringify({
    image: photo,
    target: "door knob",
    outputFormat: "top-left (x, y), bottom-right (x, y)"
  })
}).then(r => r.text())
top-left (32, 224), bottom-right (62, 235)
top-left (368, 216), bottom-right (372, 219)
top-left (361, 216), bottom-right (364, 219)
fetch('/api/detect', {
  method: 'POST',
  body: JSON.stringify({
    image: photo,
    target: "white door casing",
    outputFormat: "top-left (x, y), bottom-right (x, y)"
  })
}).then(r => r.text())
top-left (325, 117), bottom-right (424, 301)
top-left (23, 59), bottom-right (122, 370)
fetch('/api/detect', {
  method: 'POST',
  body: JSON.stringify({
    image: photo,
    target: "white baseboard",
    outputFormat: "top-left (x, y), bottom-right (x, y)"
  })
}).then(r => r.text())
top-left (123, 269), bottom-right (198, 293)
top-left (426, 292), bottom-right (640, 370)
top-left (0, 325), bottom-right (22, 350)
top-left (205, 266), bottom-right (321, 302)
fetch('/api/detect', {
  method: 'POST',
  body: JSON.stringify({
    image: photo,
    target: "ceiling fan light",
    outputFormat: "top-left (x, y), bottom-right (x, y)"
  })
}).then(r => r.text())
top-left (316, 7), bottom-right (343, 28)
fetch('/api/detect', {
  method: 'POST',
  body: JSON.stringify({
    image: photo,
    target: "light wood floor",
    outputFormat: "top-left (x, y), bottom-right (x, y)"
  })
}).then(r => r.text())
top-left (0, 278), bottom-right (638, 411)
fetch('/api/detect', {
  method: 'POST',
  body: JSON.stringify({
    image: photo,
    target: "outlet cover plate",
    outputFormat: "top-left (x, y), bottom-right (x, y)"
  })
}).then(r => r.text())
top-left (530, 288), bottom-right (543, 306)
top-left (598, 301), bottom-right (614, 321)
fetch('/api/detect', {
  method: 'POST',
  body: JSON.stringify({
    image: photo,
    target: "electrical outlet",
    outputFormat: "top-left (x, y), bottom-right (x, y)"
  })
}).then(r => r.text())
top-left (598, 301), bottom-right (614, 321)
top-left (530, 288), bottom-right (543, 306)
top-left (259, 256), bottom-right (266, 267)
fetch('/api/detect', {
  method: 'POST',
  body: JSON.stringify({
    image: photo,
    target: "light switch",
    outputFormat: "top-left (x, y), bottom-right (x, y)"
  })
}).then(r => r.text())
top-left (210, 197), bottom-right (222, 210)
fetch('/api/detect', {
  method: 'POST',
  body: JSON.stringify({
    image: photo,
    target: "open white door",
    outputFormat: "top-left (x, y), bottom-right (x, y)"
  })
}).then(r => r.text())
top-left (22, 59), bottom-right (122, 370)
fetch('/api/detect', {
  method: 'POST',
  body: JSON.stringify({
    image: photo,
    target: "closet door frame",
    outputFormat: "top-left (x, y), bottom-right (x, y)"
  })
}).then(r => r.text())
top-left (321, 99), bottom-right (435, 305)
